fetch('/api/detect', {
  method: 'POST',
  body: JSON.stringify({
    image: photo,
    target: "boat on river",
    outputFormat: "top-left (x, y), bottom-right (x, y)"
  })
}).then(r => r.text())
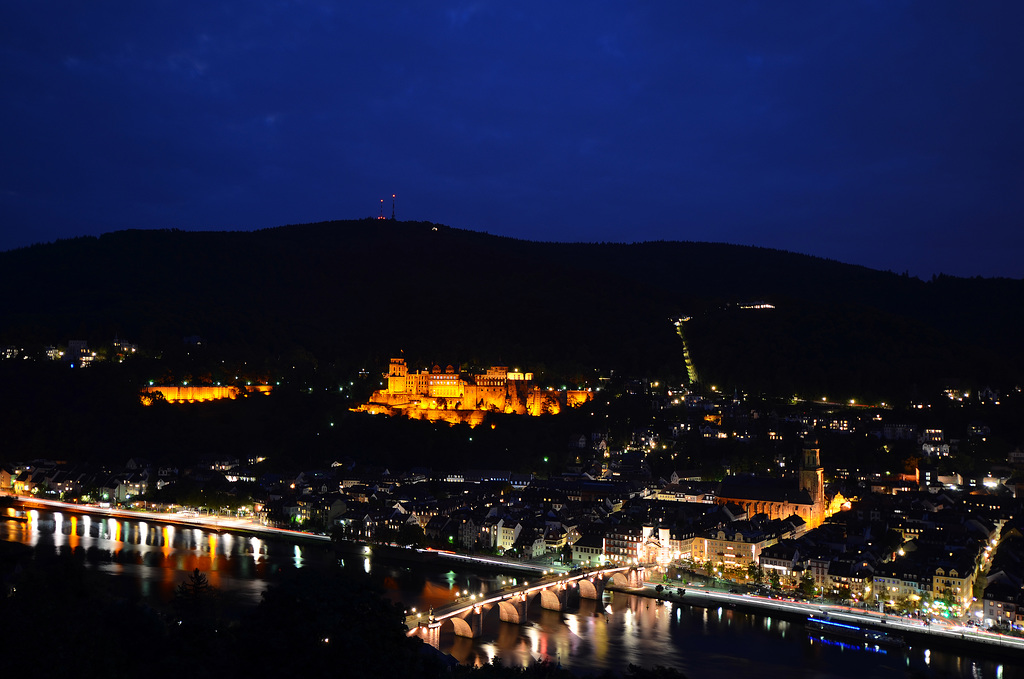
top-left (806, 616), bottom-right (906, 649)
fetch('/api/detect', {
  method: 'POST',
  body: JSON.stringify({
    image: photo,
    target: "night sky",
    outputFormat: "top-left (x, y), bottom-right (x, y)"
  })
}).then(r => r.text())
top-left (2, 2), bottom-right (1022, 278)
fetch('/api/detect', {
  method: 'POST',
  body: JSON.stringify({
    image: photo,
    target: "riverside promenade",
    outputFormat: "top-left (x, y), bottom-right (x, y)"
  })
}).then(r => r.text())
top-left (9, 496), bottom-right (562, 574)
top-left (625, 580), bottom-right (1024, 656)
top-left (9, 496), bottom-right (331, 542)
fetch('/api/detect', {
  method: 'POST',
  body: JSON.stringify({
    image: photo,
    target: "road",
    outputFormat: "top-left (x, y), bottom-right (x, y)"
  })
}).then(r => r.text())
top-left (639, 581), bottom-right (1024, 653)
top-left (9, 496), bottom-right (568, 574)
top-left (10, 496), bottom-right (331, 542)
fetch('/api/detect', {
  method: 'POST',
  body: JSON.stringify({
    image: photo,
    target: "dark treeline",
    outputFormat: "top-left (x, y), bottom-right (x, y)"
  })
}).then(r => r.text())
top-left (0, 355), bottom-right (607, 471)
top-left (1, 220), bottom-right (1022, 398)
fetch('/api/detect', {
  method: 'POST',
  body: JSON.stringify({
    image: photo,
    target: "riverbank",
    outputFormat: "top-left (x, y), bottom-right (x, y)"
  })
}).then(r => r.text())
top-left (11, 496), bottom-right (556, 577)
top-left (13, 496), bottom-right (331, 542)
top-left (337, 541), bottom-right (550, 575)
top-left (4, 504), bottom-right (1015, 678)
top-left (612, 581), bottom-right (1024, 660)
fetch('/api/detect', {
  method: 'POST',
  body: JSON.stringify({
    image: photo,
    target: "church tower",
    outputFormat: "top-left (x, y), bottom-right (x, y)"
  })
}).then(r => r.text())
top-left (800, 444), bottom-right (825, 526)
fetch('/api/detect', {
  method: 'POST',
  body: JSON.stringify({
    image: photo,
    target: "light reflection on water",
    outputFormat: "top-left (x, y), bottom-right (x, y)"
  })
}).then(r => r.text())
top-left (428, 591), bottom-right (1020, 679)
top-left (2, 508), bottom-right (335, 605)
top-left (2, 510), bottom-right (1020, 678)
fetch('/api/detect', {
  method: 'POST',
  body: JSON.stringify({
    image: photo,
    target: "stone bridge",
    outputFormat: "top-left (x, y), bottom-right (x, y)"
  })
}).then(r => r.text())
top-left (407, 565), bottom-right (646, 644)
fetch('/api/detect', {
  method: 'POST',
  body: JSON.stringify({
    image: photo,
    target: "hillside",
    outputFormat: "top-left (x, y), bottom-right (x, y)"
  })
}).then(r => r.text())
top-left (1, 220), bottom-right (1022, 399)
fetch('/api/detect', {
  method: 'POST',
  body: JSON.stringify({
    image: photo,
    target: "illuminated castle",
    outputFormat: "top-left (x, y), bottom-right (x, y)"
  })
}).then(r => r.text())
top-left (355, 357), bottom-right (593, 427)
top-left (139, 384), bottom-right (273, 405)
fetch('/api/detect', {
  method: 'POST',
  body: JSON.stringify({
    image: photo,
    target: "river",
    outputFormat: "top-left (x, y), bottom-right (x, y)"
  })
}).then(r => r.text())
top-left (1, 508), bottom-right (1018, 678)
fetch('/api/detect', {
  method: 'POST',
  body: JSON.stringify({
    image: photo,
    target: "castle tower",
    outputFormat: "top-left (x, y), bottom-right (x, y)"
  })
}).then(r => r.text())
top-left (387, 357), bottom-right (408, 394)
top-left (799, 444), bottom-right (825, 526)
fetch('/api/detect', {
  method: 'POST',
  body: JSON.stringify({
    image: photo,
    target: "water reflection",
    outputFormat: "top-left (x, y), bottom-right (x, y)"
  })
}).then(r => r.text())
top-left (430, 591), bottom-right (1021, 679)
top-left (1, 509), bottom-right (335, 606)
top-left (3, 510), bottom-right (1021, 678)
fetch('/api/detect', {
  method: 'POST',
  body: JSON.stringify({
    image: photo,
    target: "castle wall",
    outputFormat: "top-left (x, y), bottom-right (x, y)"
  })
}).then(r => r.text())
top-left (140, 385), bottom-right (272, 404)
top-left (356, 359), bottom-right (593, 427)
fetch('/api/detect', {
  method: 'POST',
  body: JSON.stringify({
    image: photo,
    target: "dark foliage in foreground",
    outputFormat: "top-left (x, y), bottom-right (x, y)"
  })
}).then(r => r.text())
top-left (450, 660), bottom-right (690, 678)
top-left (0, 548), bottom-right (688, 679)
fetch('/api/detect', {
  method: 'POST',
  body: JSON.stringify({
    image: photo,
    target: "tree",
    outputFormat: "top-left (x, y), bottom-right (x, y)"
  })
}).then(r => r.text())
top-left (799, 572), bottom-right (815, 597)
top-left (746, 563), bottom-right (764, 585)
top-left (769, 569), bottom-right (781, 591)
top-left (397, 521), bottom-right (425, 547)
top-left (1, 548), bottom-right (170, 676)
top-left (173, 567), bottom-right (218, 630)
top-left (894, 594), bottom-right (915, 615)
top-left (176, 567), bottom-right (212, 600)
top-left (231, 566), bottom-right (431, 678)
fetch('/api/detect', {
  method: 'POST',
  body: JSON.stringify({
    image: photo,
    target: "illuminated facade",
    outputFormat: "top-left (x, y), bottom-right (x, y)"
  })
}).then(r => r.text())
top-left (357, 357), bottom-right (592, 427)
top-left (693, 528), bottom-right (774, 571)
top-left (140, 384), bottom-right (273, 405)
top-left (714, 445), bottom-right (833, 530)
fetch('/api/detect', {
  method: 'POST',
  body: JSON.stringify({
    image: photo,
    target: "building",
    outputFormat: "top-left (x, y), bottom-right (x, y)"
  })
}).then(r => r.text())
top-left (931, 559), bottom-right (976, 609)
top-left (495, 518), bottom-right (522, 553)
top-left (693, 523), bottom-right (778, 572)
top-left (760, 540), bottom-right (800, 583)
top-left (140, 384), bottom-right (273, 405)
top-left (66, 340), bottom-right (96, 367)
top-left (982, 583), bottom-right (1024, 629)
top-left (571, 533), bottom-right (605, 567)
top-left (357, 357), bottom-right (593, 427)
top-left (714, 445), bottom-right (830, 529)
top-left (0, 465), bottom-right (13, 495)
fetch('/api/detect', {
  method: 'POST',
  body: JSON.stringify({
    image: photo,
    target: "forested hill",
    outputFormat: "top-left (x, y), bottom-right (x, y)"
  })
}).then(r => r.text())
top-left (1, 219), bottom-right (1021, 399)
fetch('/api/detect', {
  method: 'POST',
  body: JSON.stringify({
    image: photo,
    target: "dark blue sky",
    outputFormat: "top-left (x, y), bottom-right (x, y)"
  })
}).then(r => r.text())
top-left (2, 2), bottom-right (1022, 278)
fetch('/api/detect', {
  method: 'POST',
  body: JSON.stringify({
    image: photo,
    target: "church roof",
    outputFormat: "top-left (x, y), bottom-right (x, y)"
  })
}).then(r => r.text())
top-left (716, 475), bottom-right (814, 506)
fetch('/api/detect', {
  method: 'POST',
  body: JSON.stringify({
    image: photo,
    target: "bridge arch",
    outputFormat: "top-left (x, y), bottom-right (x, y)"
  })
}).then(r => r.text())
top-left (608, 572), bottom-right (630, 589)
top-left (578, 578), bottom-right (599, 599)
top-left (481, 599), bottom-right (522, 625)
top-left (527, 587), bottom-right (563, 612)
top-left (539, 587), bottom-right (562, 611)
top-left (420, 568), bottom-right (644, 646)
top-left (440, 616), bottom-right (474, 638)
